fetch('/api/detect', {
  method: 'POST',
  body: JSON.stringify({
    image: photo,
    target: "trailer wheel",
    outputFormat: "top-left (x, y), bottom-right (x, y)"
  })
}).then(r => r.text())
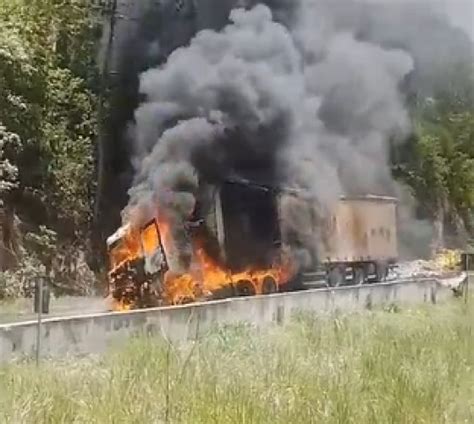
top-left (281, 272), bottom-right (304, 292)
top-left (262, 276), bottom-right (277, 294)
top-left (236, 280), bottom-right (256, 297)
top-left (365, 263), bottom-right (377, 283)
top-left (352, 267), bottom-right (365, 285)
top-left (328, 265), bottom-right (345, 287)
top-left (375, 262), bottom-right (389, 282)
top-left (211, 285), bottom-right (236, 300)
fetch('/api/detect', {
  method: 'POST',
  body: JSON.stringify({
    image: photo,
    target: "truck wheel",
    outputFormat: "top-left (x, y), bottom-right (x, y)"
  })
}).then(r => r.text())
top-left (352, 267), bottom-right (365, 285)
top-left (375, 262), bottom-right (388, 282)
top-left (328, 266), bottom-right (345, 287)
top-left (365, 263), bottom-right (377, 283)
top-left (262, 276), bottom-right (277, 294)
top-left (236, 280), bottom-right (256, 297)
top-left (211, 284), bottom-right (236, 300)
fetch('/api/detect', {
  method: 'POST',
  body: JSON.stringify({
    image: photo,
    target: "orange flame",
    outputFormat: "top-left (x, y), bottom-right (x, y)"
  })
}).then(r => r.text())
top-left (108, 214), bottom-right (295, 309)
top-left (113, 299), bottom-right (133, 312)
top-left (163, 243), bottom-right (294, 305)
top-left (108, 226), bottom-right (142, 270)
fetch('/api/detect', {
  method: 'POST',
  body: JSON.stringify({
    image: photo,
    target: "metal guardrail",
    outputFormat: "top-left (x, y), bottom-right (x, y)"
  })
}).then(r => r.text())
top-left (461, 253), bottom-right (473, 303)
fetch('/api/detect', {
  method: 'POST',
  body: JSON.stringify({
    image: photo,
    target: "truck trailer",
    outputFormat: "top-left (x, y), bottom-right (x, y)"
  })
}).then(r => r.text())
top-left (106, 179), bottom-right (398, 309)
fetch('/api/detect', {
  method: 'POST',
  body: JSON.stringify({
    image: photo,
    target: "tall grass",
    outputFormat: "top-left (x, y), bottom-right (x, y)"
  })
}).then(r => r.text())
top-left (0, 301), bottom-right (472, 423)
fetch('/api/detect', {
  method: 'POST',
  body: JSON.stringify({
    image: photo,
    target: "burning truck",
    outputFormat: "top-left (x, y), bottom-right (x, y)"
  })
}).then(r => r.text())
top-left (106, 177), bottom-right (399, 310)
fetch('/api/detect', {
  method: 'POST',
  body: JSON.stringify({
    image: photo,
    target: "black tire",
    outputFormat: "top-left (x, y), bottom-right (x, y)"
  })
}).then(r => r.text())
top-left (352, 266), bottom-right (365, 285)
top-left (211, 284), bottom-right (236, 300)
top-left (236, 280), bottom-right (256, 297)
top-left (327, 265), bottom-right (346, 287)
top-left (262, 276), bottom-right (277, 294)
top-left (375, 262), bottom-right (389, 282)
top-left (287, 272), bottom-right (305, 292)
top-left (365, 263), bottom-right (377, 283)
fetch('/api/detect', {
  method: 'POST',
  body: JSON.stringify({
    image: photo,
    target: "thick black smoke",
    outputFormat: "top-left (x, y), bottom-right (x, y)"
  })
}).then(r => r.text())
top-left (117, 0), bottom-right (473, 267)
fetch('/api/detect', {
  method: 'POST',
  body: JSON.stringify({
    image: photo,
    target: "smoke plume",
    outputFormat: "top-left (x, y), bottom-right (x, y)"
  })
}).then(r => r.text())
top-left (120, 0), bottom-right (473, 267)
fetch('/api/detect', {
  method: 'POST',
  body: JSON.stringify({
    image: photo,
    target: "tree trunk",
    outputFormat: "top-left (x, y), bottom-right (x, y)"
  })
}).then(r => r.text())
top-left (450, 209), bottom-right (469, 249)
top-left (431, 202), bottom-right (445, 256)
top-left (0, 202), bottom-right (6, 271)
top-left (0, 202), bottom-right (21, 271)
top-left (91, 0), bottom-right (118, 272)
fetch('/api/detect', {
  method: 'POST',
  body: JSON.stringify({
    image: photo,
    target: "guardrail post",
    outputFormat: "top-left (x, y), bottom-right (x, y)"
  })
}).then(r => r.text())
top-left (465, 254), bottom-right (470, 304)
top-left (34, 277), bottom-right (51, 365)
top-left (35, 278), bottom-right (43, 366)
top-left (34, 277), bottom-right (50, 315)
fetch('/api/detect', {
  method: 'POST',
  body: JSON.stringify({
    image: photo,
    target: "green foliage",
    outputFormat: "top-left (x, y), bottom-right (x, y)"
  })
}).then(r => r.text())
top-left (0, 0), bottom-right (102, 294)
top-left (24, 225), bottom-right (57, 264)
top-left (0, 125), bottom-right (22, 195)
top-left (394, 69), bottom-right (474, 246)
top-left (0, 256), bottom-right (43, 300)
top-left (41, 67), bottom-right (97, 231)
top-left (0, 23), bottom-right (42, 144)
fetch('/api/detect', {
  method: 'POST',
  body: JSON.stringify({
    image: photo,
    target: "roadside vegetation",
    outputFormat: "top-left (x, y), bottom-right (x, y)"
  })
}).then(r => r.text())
top-left (0, 300), bottom-right (472, 423)
top-left (0, 0), bottom-right (102, 298)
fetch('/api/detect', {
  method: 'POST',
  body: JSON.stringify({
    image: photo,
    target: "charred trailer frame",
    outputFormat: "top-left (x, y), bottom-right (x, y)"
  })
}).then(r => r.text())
top-left (183, 184), bottom-right (400, 291)
top-left (211, 180), bottom-right (282, 272)
top-left (192, 179), bottom-right (290, 298)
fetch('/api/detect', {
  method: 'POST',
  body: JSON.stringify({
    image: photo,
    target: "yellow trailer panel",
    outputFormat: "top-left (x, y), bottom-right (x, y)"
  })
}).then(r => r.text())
top-left (320, 195), bottom-right (398, 263)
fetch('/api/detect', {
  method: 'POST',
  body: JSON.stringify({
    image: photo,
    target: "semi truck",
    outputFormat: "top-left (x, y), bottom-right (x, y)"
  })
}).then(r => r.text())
top-left (106, 179), bottom-right (398, 309)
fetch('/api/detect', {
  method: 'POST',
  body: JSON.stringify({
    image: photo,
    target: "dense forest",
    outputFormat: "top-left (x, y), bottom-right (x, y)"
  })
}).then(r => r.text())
top-left (0, 0), bottom-right (472, 298)
top-left (0, 0), bottom-right (100, 297)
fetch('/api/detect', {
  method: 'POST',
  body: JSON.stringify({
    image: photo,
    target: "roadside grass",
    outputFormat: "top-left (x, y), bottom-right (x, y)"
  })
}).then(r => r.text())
top-left (0, 301), bottom-right (472, 424)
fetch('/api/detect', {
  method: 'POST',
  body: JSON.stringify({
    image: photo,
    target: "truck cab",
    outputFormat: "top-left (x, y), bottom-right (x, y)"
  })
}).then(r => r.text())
top-left (106, 178), bottom-right (293, 309)
top-left (107, 219), bottom-right (167, 309)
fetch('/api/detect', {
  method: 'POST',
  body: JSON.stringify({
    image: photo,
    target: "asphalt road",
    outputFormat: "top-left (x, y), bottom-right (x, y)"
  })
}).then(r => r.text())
top-left (0, 296), bottom-right (109, 324)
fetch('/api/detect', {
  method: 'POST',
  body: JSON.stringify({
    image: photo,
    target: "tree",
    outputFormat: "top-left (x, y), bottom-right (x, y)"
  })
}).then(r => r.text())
top-left (394, 76), bottom-right (474, 252)
top-left (0, 125), bottom-right (22, 270)
top-left (0, 0), bottom-right (102, 295)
